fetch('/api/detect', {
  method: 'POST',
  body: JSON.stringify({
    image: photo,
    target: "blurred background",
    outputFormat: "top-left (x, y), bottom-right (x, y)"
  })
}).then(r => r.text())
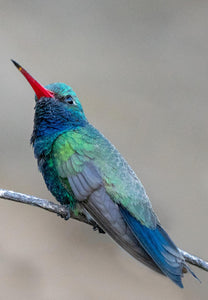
top-left (0, 0), bottom-right (208, 299)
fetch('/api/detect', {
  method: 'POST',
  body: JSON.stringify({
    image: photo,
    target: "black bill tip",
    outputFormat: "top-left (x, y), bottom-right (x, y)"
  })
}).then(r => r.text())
top-left (11, 59), bottom-right (22, 71)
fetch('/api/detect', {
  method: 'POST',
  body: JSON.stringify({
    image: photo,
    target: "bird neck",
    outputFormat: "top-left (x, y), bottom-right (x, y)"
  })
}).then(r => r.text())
top-left (31, 97), bottom-right (88, 158)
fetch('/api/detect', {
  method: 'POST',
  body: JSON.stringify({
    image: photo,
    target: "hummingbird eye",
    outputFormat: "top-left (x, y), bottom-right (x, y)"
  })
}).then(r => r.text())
top-left (65, 96), bottom-right (75, 105)
top-left (59, 95), bottom-right (76, 105)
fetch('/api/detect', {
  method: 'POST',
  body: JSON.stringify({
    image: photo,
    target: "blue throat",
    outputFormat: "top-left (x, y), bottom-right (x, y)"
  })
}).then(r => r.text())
top-left (31, 97), bottom-right (88, 158)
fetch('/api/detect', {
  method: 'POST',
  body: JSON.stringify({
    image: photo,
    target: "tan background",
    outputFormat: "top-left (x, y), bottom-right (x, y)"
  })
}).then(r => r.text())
top-left (0, 1), bottom-right (208, 299)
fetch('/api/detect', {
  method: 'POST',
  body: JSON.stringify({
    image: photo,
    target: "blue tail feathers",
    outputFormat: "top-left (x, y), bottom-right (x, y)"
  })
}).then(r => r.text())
top-left (120, 206), bottom-right (186, 288)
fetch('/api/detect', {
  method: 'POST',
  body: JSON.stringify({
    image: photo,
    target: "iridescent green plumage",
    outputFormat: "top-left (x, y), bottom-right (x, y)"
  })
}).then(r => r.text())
top-left (29, 82), bottom-right (195, 287)
top-left (52, 126), bottom-right (157, 228)
top-left (11, 60), bottom-right (200, 288)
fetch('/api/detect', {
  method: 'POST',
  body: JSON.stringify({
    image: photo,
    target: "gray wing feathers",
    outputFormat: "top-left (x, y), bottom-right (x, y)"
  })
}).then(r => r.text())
top-left (67, 162), bottom-right (102, 201)
top-left (67, 160), bottom-right (161, 273)
top-left (83, 186), bottom-right (161, 273)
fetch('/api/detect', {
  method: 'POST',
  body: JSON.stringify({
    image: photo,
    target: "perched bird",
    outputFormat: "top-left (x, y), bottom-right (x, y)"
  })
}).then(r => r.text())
top-left (12, 60), bottom-right (197, 288)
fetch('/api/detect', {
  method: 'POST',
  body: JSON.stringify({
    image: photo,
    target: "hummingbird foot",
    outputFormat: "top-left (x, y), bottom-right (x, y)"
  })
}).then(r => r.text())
top-left (57, 205), bottom-right (71, 220)
top-left (92, 223), bottom-right (105, 234)
top-left (80, 206), bottom-right (105, 233)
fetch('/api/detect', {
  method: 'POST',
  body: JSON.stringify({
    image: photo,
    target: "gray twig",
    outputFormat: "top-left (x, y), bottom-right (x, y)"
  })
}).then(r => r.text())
top-left (0, 188), bottom-right (96, 227)
top-left (179, 249), bottom-right (208, 272)
top-left (0, 188), bottom-right (207, 272)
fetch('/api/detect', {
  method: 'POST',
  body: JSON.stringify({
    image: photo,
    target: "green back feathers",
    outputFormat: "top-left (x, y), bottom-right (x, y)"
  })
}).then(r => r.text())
top-left (52, 125), bottom-right (158, 228)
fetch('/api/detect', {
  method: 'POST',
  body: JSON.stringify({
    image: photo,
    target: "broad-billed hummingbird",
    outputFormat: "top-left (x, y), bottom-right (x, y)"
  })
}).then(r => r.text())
top-left (12, 60), bottom-right (197, 288)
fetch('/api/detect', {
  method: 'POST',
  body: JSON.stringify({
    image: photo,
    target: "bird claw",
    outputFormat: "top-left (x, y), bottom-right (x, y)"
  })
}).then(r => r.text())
top-left (57, 205), bottom-right (70, 221)
top-left (64, 210), bottom-right (71, 220)
top-left (93, 223), bottom-right (105, 234)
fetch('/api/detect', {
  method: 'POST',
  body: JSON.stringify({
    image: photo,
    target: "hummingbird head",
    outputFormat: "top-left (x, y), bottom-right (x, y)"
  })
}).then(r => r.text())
top-left (12, 60), bottom-right (88, 137)
top-left (43, 81), bottom-right (84, 116)
top-left (12, 60), bottom-right (88, 156)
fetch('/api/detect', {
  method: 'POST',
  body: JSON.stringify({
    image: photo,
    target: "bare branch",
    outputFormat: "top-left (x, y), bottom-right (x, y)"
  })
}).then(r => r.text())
top-left (0, 188), bottom-right (207, 272)
top-left (0, 188), bottom-right (97, 227)
top-left (179, 249), bottom-right (208, 272)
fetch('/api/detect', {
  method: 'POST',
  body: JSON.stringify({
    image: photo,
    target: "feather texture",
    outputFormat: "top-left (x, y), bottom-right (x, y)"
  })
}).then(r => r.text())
top-left (120, 206), bottom-right (188, 287)
top-left (29, 82), bottom-right (198, 287)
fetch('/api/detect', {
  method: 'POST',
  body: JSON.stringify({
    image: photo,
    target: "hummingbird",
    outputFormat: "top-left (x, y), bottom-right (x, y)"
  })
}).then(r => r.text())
top-left (12, 60), bottom-right (197, 288)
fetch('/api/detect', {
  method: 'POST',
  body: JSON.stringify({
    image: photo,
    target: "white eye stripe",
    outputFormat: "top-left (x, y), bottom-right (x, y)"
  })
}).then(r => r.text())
top-left (66, 99), bottom-right (74, 104)
top-left (58, 94), bottom-right (76, 105)
top-left (66, 98), bottom-right (77, 105)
